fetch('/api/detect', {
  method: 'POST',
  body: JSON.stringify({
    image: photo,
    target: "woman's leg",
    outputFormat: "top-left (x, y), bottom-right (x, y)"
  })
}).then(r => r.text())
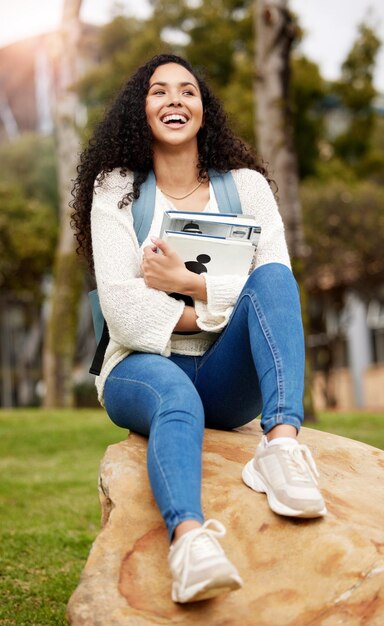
top-left (195, 262), bottom-right (304, 433)
top-left (194, 262), bottom-right (326, 518)
top-left (104, 353), bottom-right (205, 541)
top-left (104, 353), bottom-right (243, 603)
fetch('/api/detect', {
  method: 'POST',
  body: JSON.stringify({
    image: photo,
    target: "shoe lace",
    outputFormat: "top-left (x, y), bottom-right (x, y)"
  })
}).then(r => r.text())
top-left (180, 519), bottom-right (226, 590)
top-left (284, 444), bottom-right (320, 485)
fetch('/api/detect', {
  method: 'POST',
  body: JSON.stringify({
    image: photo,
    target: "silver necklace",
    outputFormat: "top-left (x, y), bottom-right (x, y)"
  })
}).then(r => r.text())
top-left (160, 180), bottom-right (203, 200)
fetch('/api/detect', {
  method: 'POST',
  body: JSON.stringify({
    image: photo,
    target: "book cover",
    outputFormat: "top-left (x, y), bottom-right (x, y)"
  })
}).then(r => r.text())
top-left (160, 211), bottom-right (261, 246)
top-left (163, 231), bottom-right (256, 277)
top-left (163, 230), bottom-right (256, 308)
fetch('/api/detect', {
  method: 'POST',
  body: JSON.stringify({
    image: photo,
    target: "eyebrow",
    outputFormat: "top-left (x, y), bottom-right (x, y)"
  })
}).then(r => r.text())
top-left (148, 81), bottom-right (199, 90)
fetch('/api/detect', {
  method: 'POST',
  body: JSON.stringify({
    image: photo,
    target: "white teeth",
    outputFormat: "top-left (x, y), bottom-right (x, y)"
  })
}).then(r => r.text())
top-left (162, 114), bottom-right (188, 124)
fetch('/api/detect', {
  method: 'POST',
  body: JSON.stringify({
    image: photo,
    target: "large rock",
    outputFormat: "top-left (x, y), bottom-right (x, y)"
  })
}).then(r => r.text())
top-left (67, 421), bottom-right (384, 626)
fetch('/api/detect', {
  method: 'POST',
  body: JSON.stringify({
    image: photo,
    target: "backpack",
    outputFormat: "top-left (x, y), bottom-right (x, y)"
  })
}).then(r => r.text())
top-left (89, 168), bottom-right (242, 375)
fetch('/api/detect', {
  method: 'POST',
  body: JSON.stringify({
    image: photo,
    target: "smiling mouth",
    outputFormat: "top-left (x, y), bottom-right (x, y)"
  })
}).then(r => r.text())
top-left (161, 113), bottom-right (189, 125)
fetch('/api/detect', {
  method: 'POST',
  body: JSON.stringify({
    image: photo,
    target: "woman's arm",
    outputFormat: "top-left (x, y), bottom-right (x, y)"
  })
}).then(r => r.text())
top-left (91, 172), bottom-right (186, 355)
top-left (142, 237), bottom-right (207, 301)
top-left (173, 306), bottom-right (199, 332)
top-left (141, 237), bottom-right (204, 332)
top-left (192, 168), bottom-right (292, 331)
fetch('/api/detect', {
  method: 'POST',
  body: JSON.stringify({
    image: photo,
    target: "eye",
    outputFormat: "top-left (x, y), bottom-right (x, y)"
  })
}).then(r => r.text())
top-left (152, 89), bottom-right (166, 96)
top-left (182, 90), bottom-right (195, 96)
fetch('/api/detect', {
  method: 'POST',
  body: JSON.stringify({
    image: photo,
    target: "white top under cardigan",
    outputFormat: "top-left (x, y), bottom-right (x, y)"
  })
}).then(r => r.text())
top-left (91, 168), bottom-right (291, 405)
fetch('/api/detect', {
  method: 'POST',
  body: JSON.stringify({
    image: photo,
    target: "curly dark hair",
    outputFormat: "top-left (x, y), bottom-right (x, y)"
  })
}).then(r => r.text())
top-left (71, 53), bottom-right (270, 269)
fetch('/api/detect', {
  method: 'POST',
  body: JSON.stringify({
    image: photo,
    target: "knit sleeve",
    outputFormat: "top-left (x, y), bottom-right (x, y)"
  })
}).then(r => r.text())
top-left (193, 168), bottom-right (291, 331)
top-left (91, 171), bottom-right (185, 356)
top-left (234, 168), bottom-right (291, 270)
top-left (193, 274), bottom-right (246, 331)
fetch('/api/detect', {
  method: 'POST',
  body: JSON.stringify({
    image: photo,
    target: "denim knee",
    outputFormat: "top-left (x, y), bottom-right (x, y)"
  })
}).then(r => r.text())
top-left (245, 262), bottom-right (297, 293)
top-left (155, 377), bottom-right (205, 436)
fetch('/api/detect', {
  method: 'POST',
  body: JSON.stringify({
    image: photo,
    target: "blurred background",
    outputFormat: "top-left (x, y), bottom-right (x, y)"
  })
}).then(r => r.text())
top-left (1, 0), bottom-right (383, 413)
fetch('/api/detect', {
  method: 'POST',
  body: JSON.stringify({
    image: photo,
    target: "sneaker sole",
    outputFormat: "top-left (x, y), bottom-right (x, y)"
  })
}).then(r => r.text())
top-left (242, 460), bottom-right (327, 518)
top-left (172, 574), bottom-right (243, 603)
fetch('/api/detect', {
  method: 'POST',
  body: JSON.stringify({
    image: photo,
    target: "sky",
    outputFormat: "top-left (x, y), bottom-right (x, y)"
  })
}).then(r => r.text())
top-left (0, 0), bottom-right (383, 91)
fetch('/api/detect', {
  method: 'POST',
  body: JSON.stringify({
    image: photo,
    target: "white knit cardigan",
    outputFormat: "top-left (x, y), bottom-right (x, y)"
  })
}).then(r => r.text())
top-left (91, 167), bottom-right (291, 404)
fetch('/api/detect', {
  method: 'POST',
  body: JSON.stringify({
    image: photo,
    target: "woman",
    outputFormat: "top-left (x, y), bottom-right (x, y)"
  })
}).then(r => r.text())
top-left (71, 54), bottom-right (326, 604)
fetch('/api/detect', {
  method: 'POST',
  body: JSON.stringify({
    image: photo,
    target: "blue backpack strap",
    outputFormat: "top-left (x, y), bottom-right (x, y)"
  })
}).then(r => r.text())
top-left (89, 170), bottom-right (157, 375)
top-left (131, 170), bottom-right (157, 245)
top-left (208, 169), bottom-right (242, 214)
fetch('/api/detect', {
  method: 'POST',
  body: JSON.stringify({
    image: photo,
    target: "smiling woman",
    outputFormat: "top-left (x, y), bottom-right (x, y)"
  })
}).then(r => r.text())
top-left (70, 53), bottom-right (327, 606)
top-left (145, 63), bottom-right (207, 204)
top-left (146, 64), bottom-right (203, 142)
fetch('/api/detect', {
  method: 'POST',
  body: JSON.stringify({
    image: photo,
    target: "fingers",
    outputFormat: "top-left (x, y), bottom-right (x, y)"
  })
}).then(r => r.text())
top-left (151, 236), bottom-right (171, 256)
top-left (142, 244), bottom-right (157, 258)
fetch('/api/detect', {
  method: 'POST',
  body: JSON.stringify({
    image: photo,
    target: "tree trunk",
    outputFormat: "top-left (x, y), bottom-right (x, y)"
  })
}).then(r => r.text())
top-left (42, 0), bottom-right (84, 407)
top-left (254, 0), bottom-right (304, 256)
top-left (254, 0), bottom-right (315, 418)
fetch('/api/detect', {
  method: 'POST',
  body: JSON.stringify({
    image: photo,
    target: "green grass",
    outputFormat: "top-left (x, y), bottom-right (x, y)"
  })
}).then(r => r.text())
top-left (0, 408), bottom-right (383, 625)
top-left (0, 409), bottom-right (123, 626)
top-left (306, 410), bottom-right (384, 450)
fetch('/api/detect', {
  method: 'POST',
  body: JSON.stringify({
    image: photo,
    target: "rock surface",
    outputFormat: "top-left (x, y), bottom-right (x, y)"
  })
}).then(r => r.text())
top-left (67, 421), bottom-right (384, 626)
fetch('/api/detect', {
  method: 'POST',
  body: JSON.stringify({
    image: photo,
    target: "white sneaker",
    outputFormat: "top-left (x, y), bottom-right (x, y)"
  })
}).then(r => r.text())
top-left (242, 437), bottom-right (327, 518)
top-left (168, 519), bottom-right (243, 603)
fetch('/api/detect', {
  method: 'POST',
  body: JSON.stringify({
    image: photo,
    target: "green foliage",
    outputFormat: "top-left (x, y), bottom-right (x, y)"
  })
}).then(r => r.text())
top-left (175, 0), bottom-right (253, 88)
top-left (332, 23), bottom-right (381, 167)
top-left (0, 134), bottom-right (59, 300)
top-left (299, 23), bottom-right (383, 296)
top-left (0, 184), bottom-right (57, 299)
top-left (301, 179), bottom-right (384, 294)
top-left (291, 55), bottom-right (326, 178)
top-left (358, 115), bottom-right (384, 184)
top-left (221, 51), bottom-right (255, 145)
top-left (0, 134), bottom-right (59, 210)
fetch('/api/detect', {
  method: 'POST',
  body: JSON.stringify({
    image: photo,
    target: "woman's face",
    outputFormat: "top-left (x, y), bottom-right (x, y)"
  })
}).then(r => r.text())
top-left (145, 63), bottom-right (204, 149)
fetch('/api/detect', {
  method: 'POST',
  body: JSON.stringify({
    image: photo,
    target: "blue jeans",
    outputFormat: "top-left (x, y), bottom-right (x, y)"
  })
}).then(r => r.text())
top-left (104, 263), bottom-right (304, 540)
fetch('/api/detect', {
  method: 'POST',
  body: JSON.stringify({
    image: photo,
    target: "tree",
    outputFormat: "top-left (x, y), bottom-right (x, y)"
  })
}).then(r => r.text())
top-left (254, 0), bottom-right (316, 417)
top-left (0, 182), bottom-right (57, 406)
top-left (43, 0), bottom-right (84, 407)
top-left (0, 134), bottom-right (59, 407)
top-left (332, 23), bottom-right (381, 169)
top-left (0, 184), bottom-right (57, 299)
top-left (301, 180), bottom-right (384, 296)
top-left (0, 133), bottom-right (59, 209)
top-left (254, 0), bottom-right (304, 258)
top-left (291, 56), bottom-right (326, 179)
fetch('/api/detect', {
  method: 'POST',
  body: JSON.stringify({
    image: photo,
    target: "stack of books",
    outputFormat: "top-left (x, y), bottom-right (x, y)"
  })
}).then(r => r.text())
top-left (160, 210), bottom-right (262, 278)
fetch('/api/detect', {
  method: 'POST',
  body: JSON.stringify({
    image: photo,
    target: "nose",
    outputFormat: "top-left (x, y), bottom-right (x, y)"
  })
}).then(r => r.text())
top-left (168, 91), bottom-right (182, 106)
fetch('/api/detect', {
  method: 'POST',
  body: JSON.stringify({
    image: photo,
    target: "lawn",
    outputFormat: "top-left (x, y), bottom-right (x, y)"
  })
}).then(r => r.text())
top-left (0, 408), bottom-right (383, 625)
top-left (0, 409), bottom-right (122, 626)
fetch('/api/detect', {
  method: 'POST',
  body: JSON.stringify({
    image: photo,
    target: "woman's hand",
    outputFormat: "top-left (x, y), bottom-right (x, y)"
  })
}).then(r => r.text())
top-left (142, 237), bottom-right (206, 301)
